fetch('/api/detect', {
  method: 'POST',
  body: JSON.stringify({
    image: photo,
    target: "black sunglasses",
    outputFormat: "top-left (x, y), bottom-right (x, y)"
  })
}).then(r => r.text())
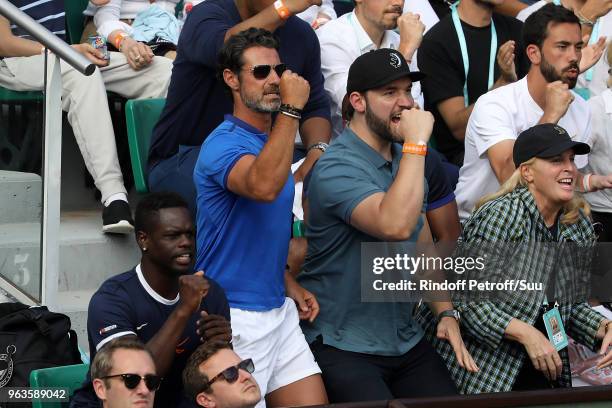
top-left (207, 359), bottom-right (255, 387)
top-left (244, 64), bottom-right (287, 80)
top-left (101, 373), bottom-right (162, 391)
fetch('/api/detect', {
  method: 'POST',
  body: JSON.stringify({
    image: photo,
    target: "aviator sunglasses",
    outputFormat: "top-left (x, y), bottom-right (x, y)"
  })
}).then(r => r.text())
top-left (207, 358), bottom-right (255, 387)
top-left (244, 64), bottom-right (287, 80)
top-left (101, 373), bottom-right (162, 391)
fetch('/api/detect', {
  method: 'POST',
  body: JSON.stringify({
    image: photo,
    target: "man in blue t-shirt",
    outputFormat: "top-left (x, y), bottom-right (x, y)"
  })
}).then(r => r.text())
top-left (147, 0), bottom-right (332, 217)
top-left (297, 49), bottom-right (477, 402)
top-left (193, 29), bottom-right (327, 408)
top-left (70, 193), bottom-right (231, 408)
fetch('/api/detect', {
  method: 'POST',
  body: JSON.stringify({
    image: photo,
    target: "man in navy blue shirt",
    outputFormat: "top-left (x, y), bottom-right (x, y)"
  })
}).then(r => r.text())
top-left (70, 193), bottom-right (231, 408)
top-left (193, 29), bottom-right (327, 408)
top-left (147, 0), bottom-right (331, 216)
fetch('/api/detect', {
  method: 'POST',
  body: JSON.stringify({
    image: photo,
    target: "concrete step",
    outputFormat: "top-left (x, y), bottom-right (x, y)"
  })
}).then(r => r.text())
top-left (0, 170), bottom-right (41, 224)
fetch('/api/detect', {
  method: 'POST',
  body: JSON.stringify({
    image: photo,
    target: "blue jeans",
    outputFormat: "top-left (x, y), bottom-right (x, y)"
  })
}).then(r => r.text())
top-left (148, 145), bottom-right (201, 219)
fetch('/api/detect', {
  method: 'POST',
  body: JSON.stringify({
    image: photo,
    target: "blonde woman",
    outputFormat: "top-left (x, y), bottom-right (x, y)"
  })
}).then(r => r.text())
top-left (420, 123), bottom-right (612, 394)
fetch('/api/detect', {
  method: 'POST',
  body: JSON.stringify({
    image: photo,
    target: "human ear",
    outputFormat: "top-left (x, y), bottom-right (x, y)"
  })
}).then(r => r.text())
top-left (92, 379), bottom-right (107, 401)
top-left (349, 92), bottom-right (366, 114)
top-left (223, 69), bottom-right (240, 92)
top-left (196, 392), bottom-right (216, 408)
top-left (526, 44), bottom-right (541, 65)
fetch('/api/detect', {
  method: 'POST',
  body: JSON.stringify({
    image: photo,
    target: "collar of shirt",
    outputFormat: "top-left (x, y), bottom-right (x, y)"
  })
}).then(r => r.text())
top-left (341, 126), bottom-right (402, 171)
top-left (349, 11), bottom-right (398, 53)
top-left (224, 114), bottom-right (267, 142)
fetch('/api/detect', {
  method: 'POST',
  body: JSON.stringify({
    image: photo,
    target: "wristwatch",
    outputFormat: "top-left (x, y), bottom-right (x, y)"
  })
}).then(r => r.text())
top-left (307, 142), bottom-right (329, 153)
top-left (438, 309), bottom-right (460, 322)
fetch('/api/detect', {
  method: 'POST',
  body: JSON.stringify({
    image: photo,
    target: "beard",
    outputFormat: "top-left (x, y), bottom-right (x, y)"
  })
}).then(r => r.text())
top-left (540, 55), bottom-right (579, 89)
top-left (365, 104), bottom-right (402, 143)
top-left (240, 83), bottom-right (281, 113)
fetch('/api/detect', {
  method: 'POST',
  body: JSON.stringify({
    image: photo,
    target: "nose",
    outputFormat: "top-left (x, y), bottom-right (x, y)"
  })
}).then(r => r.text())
top-left (398, 92), bottom-right (414, 109)
top-left (269, 66), bottom-right (282, 83)
top-left (135, 378), bottom-right (151, 396)
top-left (178, 233), bottom-right (193, 248)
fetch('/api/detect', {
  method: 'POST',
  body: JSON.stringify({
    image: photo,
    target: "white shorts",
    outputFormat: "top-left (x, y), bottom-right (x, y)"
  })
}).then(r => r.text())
top-left (230, 297), bottom-right (321, 408)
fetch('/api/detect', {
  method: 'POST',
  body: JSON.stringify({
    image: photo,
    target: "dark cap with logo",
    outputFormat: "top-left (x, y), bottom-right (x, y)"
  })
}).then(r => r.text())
top-left (513, 123), bottom-right (590, 167)
top-left (346, 48), bottom-right (425, 94)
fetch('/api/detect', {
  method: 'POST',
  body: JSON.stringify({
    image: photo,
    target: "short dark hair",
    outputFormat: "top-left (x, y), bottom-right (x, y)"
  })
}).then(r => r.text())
top-left (91, 337), bottom-right (152, 386)
top-left (134, 192), bottom-right (189, 234)
top-left (182, 341), bottom-right (233, 400)
top-left (522, 4), bottom-right (580, 50)
top-left (217, 28), bottom-right (279, 93)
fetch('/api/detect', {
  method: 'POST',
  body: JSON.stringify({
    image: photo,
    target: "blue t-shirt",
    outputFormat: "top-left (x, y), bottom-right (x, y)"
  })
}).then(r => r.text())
top-left (194, 115), bottom-right (294, 311)
top-left (298, 128), bottom-right (426, 356)
top-left (147, 0), bottom-right (330, 165)
top-left (10, 0), bottom-right (66, 41)
top-left (70, 266), bottom-right (230, 408)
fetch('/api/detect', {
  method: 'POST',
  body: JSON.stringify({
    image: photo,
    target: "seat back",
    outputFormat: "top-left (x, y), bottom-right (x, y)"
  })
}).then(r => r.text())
top-left (29, 363), bottom-right (89, 408)
top-left (65, 0), bottom-right (90, 44)
top-left (125, 98), bottom-right (166, 193)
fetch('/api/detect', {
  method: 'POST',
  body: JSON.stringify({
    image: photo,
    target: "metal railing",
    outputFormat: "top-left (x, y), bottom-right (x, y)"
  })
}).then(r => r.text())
top-left (0, 0), bottom-right (95, 306)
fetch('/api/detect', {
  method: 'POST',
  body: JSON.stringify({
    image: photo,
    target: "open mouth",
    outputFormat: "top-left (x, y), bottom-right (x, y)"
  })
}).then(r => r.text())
top-left (391, 112), bottom-right (401, 124)
top-left (558, 178), bottom-right (573, 189)
top-left (175, 253), bottom-right (192, 265)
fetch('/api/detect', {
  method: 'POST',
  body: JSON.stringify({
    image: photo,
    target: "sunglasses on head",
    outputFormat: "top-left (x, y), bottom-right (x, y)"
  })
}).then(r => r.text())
top-left (101, 373), bottom-right (162, 391)
top-left (244, 64), bottom-right (287, 80)
top-left (207, 358), bottom-right (255, 387)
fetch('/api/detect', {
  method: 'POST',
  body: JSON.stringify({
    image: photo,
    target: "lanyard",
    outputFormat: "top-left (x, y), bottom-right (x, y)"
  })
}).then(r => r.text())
top-left (450, 1), bottom-right (497, 107)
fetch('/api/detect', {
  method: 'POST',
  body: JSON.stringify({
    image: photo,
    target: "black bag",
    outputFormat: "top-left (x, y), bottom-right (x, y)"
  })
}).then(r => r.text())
top-left (0, 302), bottom-right (81, 391)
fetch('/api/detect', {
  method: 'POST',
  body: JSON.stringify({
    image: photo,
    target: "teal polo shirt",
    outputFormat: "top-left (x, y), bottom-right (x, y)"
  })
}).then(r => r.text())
top-left (298, 127), bottom-right (427, 356)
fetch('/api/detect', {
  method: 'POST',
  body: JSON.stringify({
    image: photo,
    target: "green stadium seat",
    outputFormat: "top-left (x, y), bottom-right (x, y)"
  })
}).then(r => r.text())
top-left (29, 363), bottom-right (89, 408)
top-left (125, 98), bottom-right (166, 193)
top-left (65, 0), bottom-right (90, 44)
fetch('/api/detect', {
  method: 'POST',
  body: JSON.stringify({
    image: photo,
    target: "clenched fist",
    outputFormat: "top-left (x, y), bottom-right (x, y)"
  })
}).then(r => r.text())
top-left (177, 271), bottom-right (210, 315)
top-left (280, 70), bottom-right (310, 109)
top-left (542, 81), bottom-right (574, 124)
top-left (398, 13), bottom-right (425, 54)
top-left (398, 109), bottom-right (434, 144)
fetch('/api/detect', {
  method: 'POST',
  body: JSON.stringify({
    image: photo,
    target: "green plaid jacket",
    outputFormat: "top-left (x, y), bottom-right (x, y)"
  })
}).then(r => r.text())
top-left (416, 186), bottom-right (604, 394)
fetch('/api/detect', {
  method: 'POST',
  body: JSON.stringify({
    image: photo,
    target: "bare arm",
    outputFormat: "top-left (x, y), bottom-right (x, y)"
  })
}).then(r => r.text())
top-left (494, 0), bottom-right (527, 17)
top-left (350, 110), bottom-right (433, 241)
top-left (426, 200), bottom-right (461, 243)
top-left (486, 139), bottom-right (515, 184)
top-left (0, 15), bottom-right (43, 57)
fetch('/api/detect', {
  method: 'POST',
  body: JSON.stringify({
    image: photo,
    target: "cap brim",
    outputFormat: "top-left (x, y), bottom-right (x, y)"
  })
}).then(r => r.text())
top-left (537, 140), bottom-right (591, 158)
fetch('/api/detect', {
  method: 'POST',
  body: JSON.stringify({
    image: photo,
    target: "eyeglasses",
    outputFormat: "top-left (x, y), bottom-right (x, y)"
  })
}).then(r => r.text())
top-left (244, 64), bottom-right (286, 80)
top-left (207, 359), bottom-right (255, 387)
top-left (101, 373), bottom-right (162, 391)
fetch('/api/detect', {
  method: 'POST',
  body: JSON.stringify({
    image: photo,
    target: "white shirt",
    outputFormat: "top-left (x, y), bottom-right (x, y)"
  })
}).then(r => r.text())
top-left (517, 0), bottom-right (612, 98)
top-left (84, 0), bottom-right (180, 39)
top-left (317, 11), bottom-right (422, 138)
top-left (455, 76), bottom-right (592, 220)
top-left (584, 89), bottom-right (612, 213)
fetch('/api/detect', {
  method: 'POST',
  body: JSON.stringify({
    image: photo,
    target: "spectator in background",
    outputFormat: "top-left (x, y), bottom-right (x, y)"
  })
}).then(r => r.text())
top-left (71, 192), bottom-right (231, 408)
top-left (418, 0), bottom-right (529, 166)
top-left (0, 0), bottom-right (173, 234)
top-left (147, 0), bottom-right (331, 217)
top-left (516, 0), bottom-right (610, 99)
top-left (298, 49), bottom-right (478, 403)
top-left (183, 341), bottom-right (261, 408)
top-left (297, 0), bottom-right (337, 28)
top-left (194, 28), bottom-right (327, 408)
top-left (418, 125), bottom-right (612, 393)
top-left (455, 4), bottom-right (612, 221)
top-left (91, 337), bottom-right (159, 408)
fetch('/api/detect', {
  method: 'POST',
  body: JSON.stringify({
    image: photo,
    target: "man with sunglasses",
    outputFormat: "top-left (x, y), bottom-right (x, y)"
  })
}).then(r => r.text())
top-left (183, 341), bottom-right (261, 408)
top-left (147, 0), bottom-right (332, 217)
top-left (193, 28), bottom-right (327, 408)
top-left (91, 337), bottom-right (160, 408)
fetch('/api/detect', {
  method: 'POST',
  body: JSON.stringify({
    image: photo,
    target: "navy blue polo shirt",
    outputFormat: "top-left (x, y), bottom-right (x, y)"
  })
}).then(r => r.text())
top-left (70, 266), bottom-right (230, 408)
top-left (194, 115), bottom-right (293, 311)
top-left (10, 0), bottom-right (66, 41)
top-left (298, 127), bottom-right (426, 356)
top-left (148, 0), bottom-right (330, 166)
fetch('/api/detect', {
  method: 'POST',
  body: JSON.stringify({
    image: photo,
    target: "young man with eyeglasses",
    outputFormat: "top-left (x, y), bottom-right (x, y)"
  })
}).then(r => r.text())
top-left (183, 341), bottom-right (261, 408)
top-left (193, 28), bottom-right (327, 408)
top-left (91, 337), bottom-right (160, 408)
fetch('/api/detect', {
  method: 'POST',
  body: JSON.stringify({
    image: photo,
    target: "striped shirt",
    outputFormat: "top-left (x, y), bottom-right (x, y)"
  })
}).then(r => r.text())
top-left (10, 0), bottom-right (66, 41)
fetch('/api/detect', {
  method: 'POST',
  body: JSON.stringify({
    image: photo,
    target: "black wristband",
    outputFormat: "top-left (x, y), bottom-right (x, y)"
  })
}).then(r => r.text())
top-left (280, 104), bottom-right (303, 115)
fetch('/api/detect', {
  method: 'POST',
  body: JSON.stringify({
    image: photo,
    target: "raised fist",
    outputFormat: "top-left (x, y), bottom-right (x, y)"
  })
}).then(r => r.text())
top-left (280, 69), bottom-right (310, 110)
top-left (543, 81), bottom-right (574, 124)
top-left (178, 271), bottom-right (210, 315)
top-left (398, 108), bottom-right (434, 144)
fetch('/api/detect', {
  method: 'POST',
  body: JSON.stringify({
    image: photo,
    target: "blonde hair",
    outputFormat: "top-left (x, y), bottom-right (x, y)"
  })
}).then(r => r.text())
top-left (475, 157), bottom-right (590, 225)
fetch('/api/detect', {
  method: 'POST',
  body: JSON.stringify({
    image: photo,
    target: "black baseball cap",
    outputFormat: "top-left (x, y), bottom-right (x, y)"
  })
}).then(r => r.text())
top-left (346, 48), bottom-right (425, 94)
top-left (513, 123), bottom-right (590, 167)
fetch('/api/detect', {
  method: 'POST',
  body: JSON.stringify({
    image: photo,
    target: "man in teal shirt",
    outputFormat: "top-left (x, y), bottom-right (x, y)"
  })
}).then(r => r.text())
top-left (298, 49), bottom-right (477, 402)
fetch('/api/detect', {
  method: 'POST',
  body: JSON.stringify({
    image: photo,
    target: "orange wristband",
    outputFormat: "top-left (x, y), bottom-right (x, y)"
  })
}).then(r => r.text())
top-left (402, 142), bottom-right (427, 156)
top-left (274, 0), bottom-right (291, 19)
top-left (113, 32), bottom-right (129, 51)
